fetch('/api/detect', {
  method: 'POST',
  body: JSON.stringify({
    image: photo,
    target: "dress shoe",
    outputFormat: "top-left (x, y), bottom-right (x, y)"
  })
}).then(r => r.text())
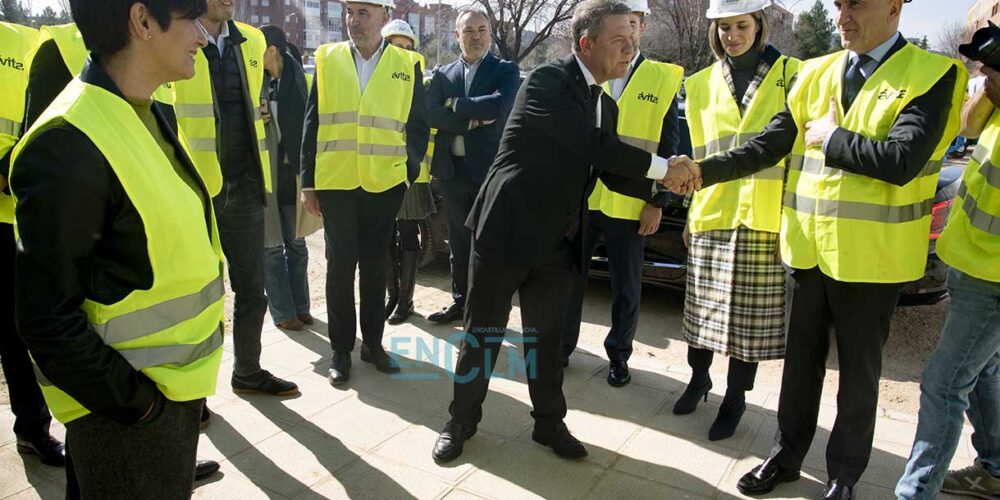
top-left (232, 370), bottom-right (300, 396)
top-left (819, 480), bottom-right (853, 499)
top-left (607, 361), bottom-right (631, 387)
top-left (737, 457), bottom-right (801, 496)
top-left (200, 404), bottom-right (211, 431)
top-left (432, 421), bottom-right (477, 463)
top-left (360, 344), bottom-right (401, 373)
top-left (708, 396), bottom-right (746, 441)
top-left (388, 250), bottom-right (419, 325)
top-left (298, 313), bottom-right (314, 325)
top-left (276, 318), bottom-right (305, 331)
top-left (329, 351), bottom-right (351, 384)
top-left (194, 459), bottom-right (220, 481)
top-left (672, 377), bottom-right (713, 415)
top-left (16, 434), bottom-right (65, 467)
top-left (531, 423), bottom-right (588, 459)
top-left (427, 302), bottom-right (463, 324)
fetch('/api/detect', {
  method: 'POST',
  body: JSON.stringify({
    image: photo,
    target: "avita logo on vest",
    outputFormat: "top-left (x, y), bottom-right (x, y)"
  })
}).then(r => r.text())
top-left (636, 92), bottom-right (658, 103)
top-left (878, 88), bottom-right (907, 100)
top-left (0, 55), bottom-right (24, 71)
top-left (391, 71), bottom-right (412, 82)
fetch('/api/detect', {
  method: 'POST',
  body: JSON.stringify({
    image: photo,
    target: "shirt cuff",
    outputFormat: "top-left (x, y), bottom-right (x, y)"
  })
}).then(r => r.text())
top-left (821, 127), bottom-right (839, 155)
top-left (646, 155), bottom-right (668, 180)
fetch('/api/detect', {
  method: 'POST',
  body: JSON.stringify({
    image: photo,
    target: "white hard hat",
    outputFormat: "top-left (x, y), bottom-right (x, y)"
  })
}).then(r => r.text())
top-left (382, 19), bottom-right (417, 46)
top-left (346, 0), bottom-right (395, 9)
top-left (705, 0), bottom-right (771, 19)
top-left (623, 0), bottom-right (650, 15)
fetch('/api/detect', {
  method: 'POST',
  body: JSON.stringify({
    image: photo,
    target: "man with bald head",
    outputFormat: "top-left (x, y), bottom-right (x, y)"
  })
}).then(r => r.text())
top-left (669, 1), bottom-right (967, 498)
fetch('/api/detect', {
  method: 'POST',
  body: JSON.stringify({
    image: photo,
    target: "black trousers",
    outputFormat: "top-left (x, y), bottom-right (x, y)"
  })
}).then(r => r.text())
top-left (771, 266), bottom-right (902, 486)
top-left (318, 186), bottom-right (405, 352)
top-left (437, 157), bottom-right (481, 308)
top-left (450, 239), bottom-right (576, 430)
top-left (687, 346), bottom-right (759, 392)
top-left (0, 223), bottom-right (52, 440)
top-left (563, 211), bottom-right (645, 362)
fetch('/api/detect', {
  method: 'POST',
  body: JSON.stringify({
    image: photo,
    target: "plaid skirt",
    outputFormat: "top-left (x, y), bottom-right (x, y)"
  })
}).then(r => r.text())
top-left (682, 225), bottom-right (787, 362)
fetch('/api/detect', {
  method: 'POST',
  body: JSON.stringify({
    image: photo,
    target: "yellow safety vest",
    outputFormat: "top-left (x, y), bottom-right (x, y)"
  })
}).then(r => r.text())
top-left (687, 55), bottom-right (799, 234)
top-left (587, 59), bottom-right (683, 221)
top-left (172, 22), bottom-right (271, 197)
top-left (412, 52), bottom-right (432, 184)
top-left (11, 79), bottom-right (225, 424)
top-left (784, 44), bottom-right (967, 283)
top-left (314, 42), bottom-right (415, 192)
top-left (304, 72), bottom-right (314, 92)
top-left (937, 111), bottom-right (1000, 282)
top-left (0, 22), bottom-right (36, 224)
top-left (27, 23), bottom-right (87, 76)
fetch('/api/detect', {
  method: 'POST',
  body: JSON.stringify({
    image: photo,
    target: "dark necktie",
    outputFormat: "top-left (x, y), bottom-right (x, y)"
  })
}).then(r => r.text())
top-left (590, 84), bottom-right (603, 127)
top-left (842, 54), bottom-right (872, 111)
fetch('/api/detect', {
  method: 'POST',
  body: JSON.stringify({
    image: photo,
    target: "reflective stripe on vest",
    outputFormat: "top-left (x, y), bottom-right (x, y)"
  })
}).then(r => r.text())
top-left (587, 60), bottom-right (683, 221)
top-left (171, 22), bottom-right (272, 197)
top-left (784, 44), bottom-right (968, 283)
top-left (11, 79), bottom-right (225, 424)
top-left (937, 111), bottom-right (1000, 282)
top-left (314, 42), bottom-right (414, 192)
top-left (0, 22), bottom-right (36, 224)
top-left (686, 55), bottom-right (799, 234)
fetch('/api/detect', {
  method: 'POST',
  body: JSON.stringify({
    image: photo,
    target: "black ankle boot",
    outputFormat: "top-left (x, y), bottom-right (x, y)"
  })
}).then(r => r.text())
top-left (388, 250), bottom-right (419, 325)
top-left (709, 390), bottom-right (747, 441)
top-left (673, 375), bottom-right (712, 415)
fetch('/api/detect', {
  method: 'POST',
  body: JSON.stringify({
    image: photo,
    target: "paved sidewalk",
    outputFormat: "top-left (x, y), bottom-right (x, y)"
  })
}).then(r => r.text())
top-left (0, 303), bottom-right (978, 500)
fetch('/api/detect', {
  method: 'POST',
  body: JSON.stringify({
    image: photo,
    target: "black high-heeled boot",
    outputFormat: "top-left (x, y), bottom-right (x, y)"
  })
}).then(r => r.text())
top-left (708, 389), bottom-right (747, 441)
top-left (673, 375), bottom-right (712, 415)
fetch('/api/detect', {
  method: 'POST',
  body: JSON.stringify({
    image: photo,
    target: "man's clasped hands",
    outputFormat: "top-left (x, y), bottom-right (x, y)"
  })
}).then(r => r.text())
top-left (659, 155), bottom-right (702, 195)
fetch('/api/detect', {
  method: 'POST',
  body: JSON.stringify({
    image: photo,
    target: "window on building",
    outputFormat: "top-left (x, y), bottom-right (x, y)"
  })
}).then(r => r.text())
top-left (262, 14), bottom-right (270, 23)
top-left (251, 14), bottom-right (259, 23)
top-left (994, 2), bottom-right (998, 16)
top-left (261, 0), bottom-right (269, 6)
top-left (407, 12), bottom-right (420, 38)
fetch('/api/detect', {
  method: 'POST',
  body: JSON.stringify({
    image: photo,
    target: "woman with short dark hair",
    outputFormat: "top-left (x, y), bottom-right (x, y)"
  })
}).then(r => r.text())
top-left (10, 1), bottom-right (224, 498)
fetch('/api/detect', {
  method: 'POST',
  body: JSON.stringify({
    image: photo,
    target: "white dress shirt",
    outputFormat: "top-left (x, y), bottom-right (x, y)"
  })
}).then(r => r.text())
top-left (574, 55), bottom-right (667, 181)
top-left (354, 41), bottom-right (384, 94)
top-left (204, 21), bottom-right (230, 56)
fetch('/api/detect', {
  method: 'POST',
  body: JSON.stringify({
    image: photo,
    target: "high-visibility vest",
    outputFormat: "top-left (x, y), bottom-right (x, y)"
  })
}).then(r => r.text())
top-left (314, 42), bottom-right (415, 192)
top-left (0, 22), bottom-right (36, 224)
top-left (687, 55), bottom-right (799, 234)
top-left (27, 23), bottom-right (87, 76)
top-left (784, 44), bottom-right (968, 283)
top-left (587, 60), bottom-right (683, 221)
top-left (304, 72), bottom-right (314, 92)
top-left (11, 79), bottom-right (225, 424)
top-left (172, 22), bottom-right (271, 197)
top-left (412, 52), bottom-right (432, 184)
top-left (937, 110), bottom-right (1000, 282)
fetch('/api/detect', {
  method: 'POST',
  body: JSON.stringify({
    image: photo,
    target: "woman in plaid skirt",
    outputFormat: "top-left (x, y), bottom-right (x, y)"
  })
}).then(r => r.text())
top-left (675, 1), bottom-right (798, 441)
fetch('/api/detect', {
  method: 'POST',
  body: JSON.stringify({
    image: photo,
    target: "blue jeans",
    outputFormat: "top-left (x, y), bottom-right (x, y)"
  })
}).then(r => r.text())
top-left (264, 204), bottom-right (310, 324)
top-left (896, 269), bottom-right (1000, 499)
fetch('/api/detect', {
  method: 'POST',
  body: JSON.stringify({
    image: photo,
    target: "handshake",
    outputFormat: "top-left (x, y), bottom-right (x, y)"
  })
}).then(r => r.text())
top-left (658, 155), bottom-right (702, 195)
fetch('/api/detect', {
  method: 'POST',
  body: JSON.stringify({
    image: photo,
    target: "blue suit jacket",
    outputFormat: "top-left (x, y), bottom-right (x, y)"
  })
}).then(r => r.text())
top-left (426, 52), bottom-right (520, 184)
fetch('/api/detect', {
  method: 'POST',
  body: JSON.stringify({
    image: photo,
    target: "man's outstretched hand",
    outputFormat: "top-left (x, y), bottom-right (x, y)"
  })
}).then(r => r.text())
top-left (661, 156), bottom-right (702, 195)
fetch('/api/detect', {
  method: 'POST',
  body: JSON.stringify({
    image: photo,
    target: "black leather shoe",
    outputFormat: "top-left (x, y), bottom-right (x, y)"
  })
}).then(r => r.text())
top-left (194, 459), bottom-right (220, 481)
top-left (200, 404), bottom-right (211, 431)
top-left (232, 370), bottom-right (299, 396)
top-left (432, 421), bottom-right (477, 463)
top-left (427, 302), bottom-right (463, 324)
top-left (360, 344), bottom-right (401, 374)
top-left (329, 351), bottom-right (351, 384)
top-left (16, 434), bottom-right (65, 467)
top-left (819, 480), bottom-right (853, 499)
top-left (531, 423), bottom-right (588, 459)
top-left (607, 361), bottom-right (631, 387)
top-left (672, 378), bottom-right (713, 415)
top-left (737, 457), bottom-right (801, 496)
top-left (708, 397), bottom-right (746, 441)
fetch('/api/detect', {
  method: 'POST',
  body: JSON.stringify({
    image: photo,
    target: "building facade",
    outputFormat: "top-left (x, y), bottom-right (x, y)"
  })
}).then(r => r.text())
top-left (968, 0), bottom-right (1000, 30)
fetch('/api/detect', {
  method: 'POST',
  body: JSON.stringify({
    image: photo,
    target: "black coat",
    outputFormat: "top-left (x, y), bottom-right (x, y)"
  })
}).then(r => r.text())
top-left (425, 52), bottom-right (520, 184)
top-left (466, 56), bottom-right (659, 270)
top-left (267, 52), bottom-right (308, 204)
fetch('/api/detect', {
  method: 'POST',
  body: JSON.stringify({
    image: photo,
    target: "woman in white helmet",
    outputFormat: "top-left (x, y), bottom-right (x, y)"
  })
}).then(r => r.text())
top-left (673, 0), bottom-right (798, 442)
top-left (380, 19), bottom-right (437, 325)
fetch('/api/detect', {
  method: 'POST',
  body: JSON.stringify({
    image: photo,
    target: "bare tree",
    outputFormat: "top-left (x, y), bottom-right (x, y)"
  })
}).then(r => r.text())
top-left (643, 0), bottom-right (713, 74)
top-left (936, 20), bottom-right (975, 72)
top-left (473, 0), bottom-right (582, 63)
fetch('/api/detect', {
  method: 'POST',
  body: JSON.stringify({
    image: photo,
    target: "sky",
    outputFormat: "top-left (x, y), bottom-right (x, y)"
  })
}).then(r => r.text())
top-left (27, 0), bottom-right (977, 45)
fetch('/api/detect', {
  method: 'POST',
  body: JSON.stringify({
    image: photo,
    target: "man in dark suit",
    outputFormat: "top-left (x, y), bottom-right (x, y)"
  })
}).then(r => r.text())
top-left (425, 7), bottom-right (520, 324)
top-left (431, 0), bottom-right (695, 463)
